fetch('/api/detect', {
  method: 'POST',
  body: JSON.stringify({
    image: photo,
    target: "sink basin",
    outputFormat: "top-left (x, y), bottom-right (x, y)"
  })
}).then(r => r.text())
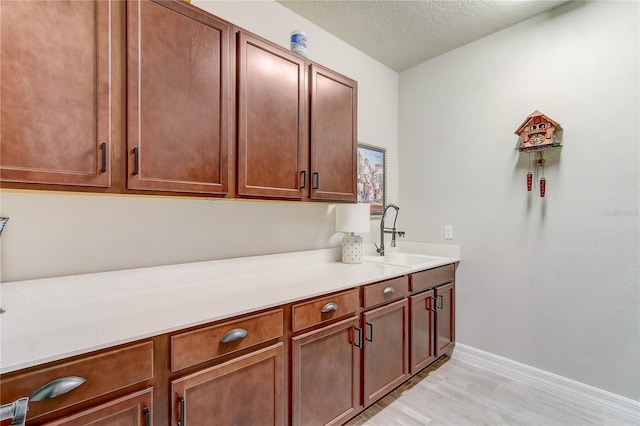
top-left (362, 253), bottom-right (443, 268)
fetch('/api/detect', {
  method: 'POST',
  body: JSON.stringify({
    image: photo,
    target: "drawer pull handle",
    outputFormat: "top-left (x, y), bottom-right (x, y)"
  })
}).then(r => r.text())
top-left (321, 302), bottom-right (338, 313)
top-left (30, 376), bottom-right (86, 401)
top-left (220, 328), bottom-right (248, 343)
top-left (382, 286), bottom-right (395, 295)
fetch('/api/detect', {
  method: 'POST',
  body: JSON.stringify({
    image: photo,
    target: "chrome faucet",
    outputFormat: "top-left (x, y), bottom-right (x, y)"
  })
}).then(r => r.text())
top-left (375, 204), bottom-right (405, 256)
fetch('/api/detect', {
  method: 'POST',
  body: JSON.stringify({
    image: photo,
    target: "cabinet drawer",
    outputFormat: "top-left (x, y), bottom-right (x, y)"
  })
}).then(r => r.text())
top-left (410, 264), bottom-right (455, 293)
top-left (363, 276), bottom-right (409, 309)
top-left (171, 308), bottom-right (284, 372)
top-left (0, 341), bottom-right (153, 423)
top-left (292, 289), bottom-right (359, 332)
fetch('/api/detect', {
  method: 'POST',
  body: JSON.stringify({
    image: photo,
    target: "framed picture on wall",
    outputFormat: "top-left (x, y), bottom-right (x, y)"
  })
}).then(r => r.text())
top-left (357, 143), bottom-right (386, 216)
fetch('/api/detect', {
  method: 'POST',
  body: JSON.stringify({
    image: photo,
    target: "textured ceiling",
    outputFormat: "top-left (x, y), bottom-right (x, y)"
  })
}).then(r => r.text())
top-left (277, 0), bottom-right (569, 71)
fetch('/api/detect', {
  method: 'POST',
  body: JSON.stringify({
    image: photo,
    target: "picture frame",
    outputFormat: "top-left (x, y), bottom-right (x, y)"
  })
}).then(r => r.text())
top-left (357, 143), bottom-right (386, 216)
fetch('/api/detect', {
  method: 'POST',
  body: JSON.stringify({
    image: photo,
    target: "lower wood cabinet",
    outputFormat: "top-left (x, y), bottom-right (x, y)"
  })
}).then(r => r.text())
top-left (410, 288), bottom-right (436, 374)
top-left (171, 343), bottom-right (284, 426)
top-left (362, 298), bottom-right (409, 407)
top-left (410, 265), bottom-right (456, 375)
top-left (291, 317), bottom-right (361, 426)
top-left (44, 388), bottom-right (153, 426)
top-left (0, 263), bottom-right (456, 426)
top-left (435, 282), bottom-right (455, 357)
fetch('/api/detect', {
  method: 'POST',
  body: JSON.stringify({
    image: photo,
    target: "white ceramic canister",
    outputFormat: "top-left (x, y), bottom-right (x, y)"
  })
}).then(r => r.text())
top-left (291, 30), bottom-right (307, 57)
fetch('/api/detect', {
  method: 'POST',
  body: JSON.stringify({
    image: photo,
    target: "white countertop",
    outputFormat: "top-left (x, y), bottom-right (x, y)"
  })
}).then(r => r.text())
top-left (0, 242), bottom-right (460, 374)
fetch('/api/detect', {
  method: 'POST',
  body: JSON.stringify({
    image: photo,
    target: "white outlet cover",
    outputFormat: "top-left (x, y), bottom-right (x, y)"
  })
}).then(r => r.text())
top-left (444, 225), bottom-right (453, 240)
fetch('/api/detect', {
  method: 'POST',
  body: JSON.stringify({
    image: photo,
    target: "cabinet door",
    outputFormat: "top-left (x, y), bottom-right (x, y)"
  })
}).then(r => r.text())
top-left (127, 0), bottom-right (231, 194)
top-left (362, 299), bottom-right (409, 407)
top-left (171, 343), bottom-right (284, 426)
top-left (410, 289), bottom-right (436, 374)
top-left (291, 317), bottom-right (361, 426)
top-left (0, 0), bottom-right (111, 187)
top-left (237, 32), bottom-right (307, 199)
top-left (435, 282), bottom-right (455, 357)
top-left (44, 388), bottom-right (152, 426)
top-left (309, 64), bottom-right (357, 201)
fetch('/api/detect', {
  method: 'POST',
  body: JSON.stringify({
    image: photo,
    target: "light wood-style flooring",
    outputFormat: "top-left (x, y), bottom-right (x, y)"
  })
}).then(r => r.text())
top-left (345, 357), bottom-right (638, 426)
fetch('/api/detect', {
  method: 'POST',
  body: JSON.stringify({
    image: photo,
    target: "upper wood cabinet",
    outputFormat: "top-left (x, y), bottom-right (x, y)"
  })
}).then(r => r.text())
top-left (0, 0), bottom-right (112, 187)
top-left (237, 32), bottom-right (308, 199)
top-left (237, 31), bottom-right (358, 201)
top-left (309, 64), bottom-right (358, 202)
top-left (127, 0), bottom-right (231, 195)
top-left (1, 1), bottom-right (356, 200)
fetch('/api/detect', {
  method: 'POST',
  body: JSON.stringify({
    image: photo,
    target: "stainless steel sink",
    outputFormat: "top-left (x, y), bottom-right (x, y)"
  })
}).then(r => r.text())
top-left (362, 253), bottom-right (443, 268)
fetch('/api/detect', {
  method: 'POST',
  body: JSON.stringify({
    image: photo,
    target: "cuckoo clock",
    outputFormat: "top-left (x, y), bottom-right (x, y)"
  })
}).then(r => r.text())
top-left (515, 110), bottom-right (562, 197)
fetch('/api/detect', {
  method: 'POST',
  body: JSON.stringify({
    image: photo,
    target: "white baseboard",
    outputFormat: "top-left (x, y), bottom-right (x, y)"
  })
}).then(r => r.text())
top-left (452, 343), bottom-right (640, 425)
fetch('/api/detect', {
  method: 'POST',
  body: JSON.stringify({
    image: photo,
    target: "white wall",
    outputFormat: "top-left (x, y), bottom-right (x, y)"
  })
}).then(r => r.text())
top-left (399, 1), bottom-right (639, 400)
top-left (0, 1), bottom-right (399, 282)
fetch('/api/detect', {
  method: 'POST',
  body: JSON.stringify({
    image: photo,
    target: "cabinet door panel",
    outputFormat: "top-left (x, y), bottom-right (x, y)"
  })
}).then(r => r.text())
top-left (44, 388), bottom-right (152, 426)
top-left (363, 299), bottom-right (409, 407)
top-left (309, 65), bottom-right (357, 201)
top-left (410, 289), bottom-right (436, 374)
top-left (127, 0), bottom-right (230, 194)
top-left (0, 0), bottom-right (111, 186)
top-left (172, 343), bottom-right (284, 426)
top-left (435, 282), bottom-right (455, 357)
top-left (291, 317), bottom-right (361, 426)
top-left (237, 32), bottom-right (307, 198)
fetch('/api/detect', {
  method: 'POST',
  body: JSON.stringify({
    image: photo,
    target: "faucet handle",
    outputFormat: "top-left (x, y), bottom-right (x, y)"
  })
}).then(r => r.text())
top-left (0, 397), bottom-right (28, 426)
top-left (398, 231), bottom-right (406, 238)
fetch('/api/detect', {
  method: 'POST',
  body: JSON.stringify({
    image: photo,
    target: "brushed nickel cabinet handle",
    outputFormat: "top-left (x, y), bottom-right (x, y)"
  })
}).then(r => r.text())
top-left (220, 328), bottom-right (248, 343)
top-left (321, 302), bottom-right (338, 313)
top-left (30, 376), bottom-right (86, 401)
top-left (312, 172), bottom-right (320, 189)
top-left (382, 286), bottom-right (395, 295)
top-left (365, 322), bottom-right (373, 342)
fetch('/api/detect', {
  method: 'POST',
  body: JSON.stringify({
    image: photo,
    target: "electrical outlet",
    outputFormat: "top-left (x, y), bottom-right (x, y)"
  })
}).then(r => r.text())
top-left (444, 225), bottom-right (453, 240)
